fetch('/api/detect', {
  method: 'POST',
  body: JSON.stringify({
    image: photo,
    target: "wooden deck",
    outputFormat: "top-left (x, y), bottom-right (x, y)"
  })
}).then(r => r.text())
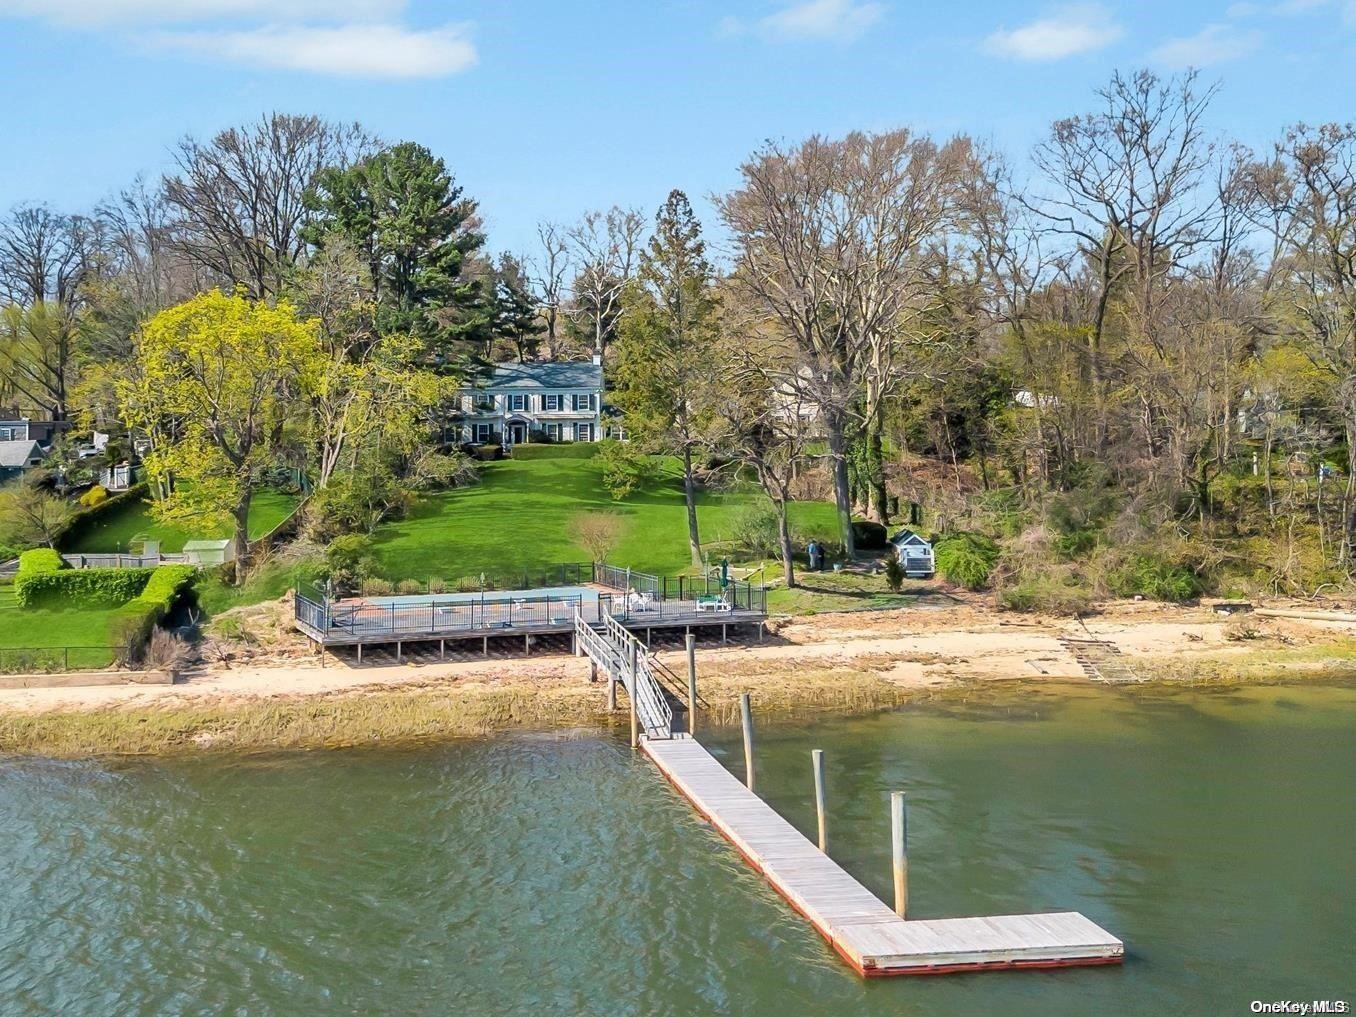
top-left (642, 735), bottom-right (1124, 976)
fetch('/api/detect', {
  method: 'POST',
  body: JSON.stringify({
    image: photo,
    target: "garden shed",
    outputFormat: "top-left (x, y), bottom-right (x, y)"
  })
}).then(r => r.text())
top-left (889, 528), bottom-right (935, 579)
top-left (182, 538), bottom-right (234, 566)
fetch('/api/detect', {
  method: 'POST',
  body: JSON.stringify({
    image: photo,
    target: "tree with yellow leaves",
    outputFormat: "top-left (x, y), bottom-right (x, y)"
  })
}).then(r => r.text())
top-left (120, 290), bottom-right (323, 568)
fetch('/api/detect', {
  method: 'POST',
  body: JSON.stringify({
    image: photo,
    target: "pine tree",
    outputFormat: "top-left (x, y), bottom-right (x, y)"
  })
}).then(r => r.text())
top-left (490, 254), bottom-right (542, 363)
top-left (614, 190), bottom-right (723, 567)
top-left (305, 142), bottom-right (488, 372)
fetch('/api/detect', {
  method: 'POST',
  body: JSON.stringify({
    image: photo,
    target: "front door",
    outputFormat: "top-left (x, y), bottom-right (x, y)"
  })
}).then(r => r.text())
top-left (508, 422), bottom-right (528, 445)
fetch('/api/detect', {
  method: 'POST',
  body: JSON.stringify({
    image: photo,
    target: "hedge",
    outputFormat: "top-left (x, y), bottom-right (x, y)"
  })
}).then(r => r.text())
top-left (111, 565), bottom-right (198, 648)
top-left (510, 444), bottom-right (599, 461)
top-left (53, 482), bottom-right (149, 550)
top-left (16, 555), bottom-right (155, 607)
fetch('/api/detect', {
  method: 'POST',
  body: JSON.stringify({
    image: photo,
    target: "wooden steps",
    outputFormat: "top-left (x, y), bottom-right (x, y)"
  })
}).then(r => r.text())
top-left (642, 735), bottom-right (1123, 976)
top-left (1059, 637), bottom-right (1144, 684)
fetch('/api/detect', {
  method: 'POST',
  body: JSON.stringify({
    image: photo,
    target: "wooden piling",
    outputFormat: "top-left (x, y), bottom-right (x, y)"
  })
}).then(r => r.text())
top-left (740, 692), bottom-right (755, 791)
top-left (892, 791), bottom-right (908, 919)
top-left (812, 749), bottom-right (827, 852)
top-left (685, 633), bottom-right (697, 736)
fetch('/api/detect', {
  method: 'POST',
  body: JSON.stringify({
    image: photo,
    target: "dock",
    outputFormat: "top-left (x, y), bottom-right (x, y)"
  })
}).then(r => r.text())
top-left (643, 736), bottom-right (1123, 975)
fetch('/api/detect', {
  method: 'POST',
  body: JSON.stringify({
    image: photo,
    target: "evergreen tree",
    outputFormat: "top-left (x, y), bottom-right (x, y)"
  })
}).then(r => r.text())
top-left (305, 142), bottom-right (488, 371)
top-left (491, 254), bottom-right (542, 362)
top-left (614, 190), bottom-right (723, 567)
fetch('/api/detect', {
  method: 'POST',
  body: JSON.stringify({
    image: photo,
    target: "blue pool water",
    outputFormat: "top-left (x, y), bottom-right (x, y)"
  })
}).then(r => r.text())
top-left (357, 585), bottom-right (600, 609)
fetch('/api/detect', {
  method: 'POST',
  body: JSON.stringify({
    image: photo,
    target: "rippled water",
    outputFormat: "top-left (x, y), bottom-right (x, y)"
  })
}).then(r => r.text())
top-left (2, 683), bottom-right (1353, 1015)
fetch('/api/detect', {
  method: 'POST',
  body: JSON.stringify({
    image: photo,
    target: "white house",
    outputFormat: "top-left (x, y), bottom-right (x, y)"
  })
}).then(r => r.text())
top-left (889, 528), bottom-right (935, 579)
top-left (452, 358), bottom-right (605, 446)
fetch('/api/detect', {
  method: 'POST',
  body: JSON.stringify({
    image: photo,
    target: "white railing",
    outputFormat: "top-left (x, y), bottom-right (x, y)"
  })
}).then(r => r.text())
top-left (581, 609), bottom-right (672, 739)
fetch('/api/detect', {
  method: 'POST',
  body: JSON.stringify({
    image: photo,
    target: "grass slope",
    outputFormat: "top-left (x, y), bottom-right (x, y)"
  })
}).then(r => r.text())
top-left (368, 451), bottom-right (839, 581)
top-left (63, 490), bottom-right (300, 554)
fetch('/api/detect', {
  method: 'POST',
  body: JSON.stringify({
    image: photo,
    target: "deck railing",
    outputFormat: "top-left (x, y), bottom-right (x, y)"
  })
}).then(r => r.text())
top-left (595, 561), bottom-right (767, 614)
top-left (295, 561), bottom-right (768, 643)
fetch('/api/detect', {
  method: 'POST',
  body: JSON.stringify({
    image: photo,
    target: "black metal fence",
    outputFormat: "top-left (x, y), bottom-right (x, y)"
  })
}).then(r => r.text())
top-left (295, 560), bottom-right (768, 642)
top-left (0, 646), bottom-right (129, 674)
top-left (594, 562), bottom-right (767, 614)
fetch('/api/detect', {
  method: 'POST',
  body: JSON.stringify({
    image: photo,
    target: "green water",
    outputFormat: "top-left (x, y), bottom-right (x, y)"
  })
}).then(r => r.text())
top-left (2, 683), bottom-right (1352, 1015)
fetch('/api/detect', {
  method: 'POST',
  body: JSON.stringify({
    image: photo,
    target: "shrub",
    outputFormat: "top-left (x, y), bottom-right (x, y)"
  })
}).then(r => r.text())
top-left (998, 578), bottom-right (1094, 615)
top-left (395, 579), bottom-right (423, 595)
top-left (596, 440), bottom-right (658, 499)
top-left (851, 520), bottom-right (889, 550)
top-left (307, 471), bottom-right (412, 540)
top-left (569, 511), bottom-right (628, 563)
top-left (79, 485), bottom-right (109, 508)
top-left (16, 547), bottom-right (64, 578)
top-left (883, 549), bottom-right (906, 592)
top-left (1106, 555), bottom-right (1202, 603)
top-left (364, 577), bottom-right (394, 596)
top-left (408, 449), bottom-right (478, 491)
top-left (324, 533), bottom-right (378, 592)
top-left (427, 576), bottom-right (447, 594)
top-left (933, 532), bottom-right (1001, 591)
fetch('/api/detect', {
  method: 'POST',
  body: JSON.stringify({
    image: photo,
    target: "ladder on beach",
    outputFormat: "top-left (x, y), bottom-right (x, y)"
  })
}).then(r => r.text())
top-left (574, 610), bottom-right (673, 738)
top-left (1059, 637), bottom-right (1144, 684)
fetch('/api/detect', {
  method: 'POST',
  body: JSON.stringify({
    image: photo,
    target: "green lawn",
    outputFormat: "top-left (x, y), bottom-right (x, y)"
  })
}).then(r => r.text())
top-left (367, 451), bottom-right (840, 581)
top-left (0, 584), bottom-right (125, 668)
top-left (63, 490), bottom-right (301, 554)
top-left (762, 568), bottom-right (949, 614)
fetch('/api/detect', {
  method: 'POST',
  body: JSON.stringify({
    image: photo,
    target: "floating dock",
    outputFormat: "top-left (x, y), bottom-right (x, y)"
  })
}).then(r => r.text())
top-left (643, 735), bottom-right (1124, 976)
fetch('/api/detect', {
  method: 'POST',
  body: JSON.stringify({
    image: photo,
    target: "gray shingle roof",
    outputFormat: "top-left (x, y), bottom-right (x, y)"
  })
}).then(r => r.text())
top-left (486, 360), bottom-right (603, 390)
top-left (0, 440), bottom-right (44, 468)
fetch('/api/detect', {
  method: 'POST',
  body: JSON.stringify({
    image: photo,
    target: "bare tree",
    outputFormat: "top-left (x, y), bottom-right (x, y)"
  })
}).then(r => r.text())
top-left (531, 221), bottom-right (572, 357)
top-left (1250, 123), bottom-right (1356, 558)
top-left (0, 203), bottom-right (98, 307)
top-left (1029, 70), bottom-right (1222, 455)
top-left (567, 206), bottom-right (644, 357)
top-left (162, 113), bottom-right (373, 299)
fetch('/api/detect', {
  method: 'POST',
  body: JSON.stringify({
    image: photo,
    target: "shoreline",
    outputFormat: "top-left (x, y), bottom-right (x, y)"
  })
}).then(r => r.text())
top-left (4, 599), bottom-right (1356, 757)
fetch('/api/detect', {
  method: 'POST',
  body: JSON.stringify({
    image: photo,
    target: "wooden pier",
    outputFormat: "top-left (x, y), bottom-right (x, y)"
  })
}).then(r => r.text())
top-left (642, 736), bottom-right (1124, 976)
top-left (570, 595), bottom-right (1124, 977)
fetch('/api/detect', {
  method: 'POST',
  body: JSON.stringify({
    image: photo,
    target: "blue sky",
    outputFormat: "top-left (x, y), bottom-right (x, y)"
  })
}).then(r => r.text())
top-left (0, 0), bottom-right (1352, 256)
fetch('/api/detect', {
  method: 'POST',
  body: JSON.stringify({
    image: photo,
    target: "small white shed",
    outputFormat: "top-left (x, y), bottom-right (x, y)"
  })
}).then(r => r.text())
top-left (889, 529), bottom-right (935, 579)
top-left (182, 538), bottom-right (235, 566)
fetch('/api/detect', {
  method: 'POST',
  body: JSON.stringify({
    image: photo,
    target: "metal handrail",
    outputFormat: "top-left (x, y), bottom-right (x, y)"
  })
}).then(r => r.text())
top-left (600, 611), bottom-right (672, 738)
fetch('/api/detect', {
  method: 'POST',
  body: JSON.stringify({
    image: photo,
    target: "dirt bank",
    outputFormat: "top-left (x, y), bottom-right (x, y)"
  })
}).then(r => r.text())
top-left (3, 599), bottom-right (1354, 756)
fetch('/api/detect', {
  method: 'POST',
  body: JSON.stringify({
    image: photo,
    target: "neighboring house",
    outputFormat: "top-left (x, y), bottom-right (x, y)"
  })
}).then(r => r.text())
top-left (889, 528), bottom-right (935, 579)
top-left (451, 358), bottom-right (605, 446)
top-left (0, 410), bottom-right (71, 448)
top-left (0, 414), bottom-right (30, 443)
top-left (0, 439), bottom-right (46, 482)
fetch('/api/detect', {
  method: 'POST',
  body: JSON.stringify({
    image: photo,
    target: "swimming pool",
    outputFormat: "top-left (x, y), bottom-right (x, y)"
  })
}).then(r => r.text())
top-left (355, 585), bottom-right (600, 609)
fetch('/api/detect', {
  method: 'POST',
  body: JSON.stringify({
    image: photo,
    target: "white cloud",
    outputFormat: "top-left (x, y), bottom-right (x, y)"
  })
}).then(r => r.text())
top-left (984, 4), bottom-right (1123, 61)
top-left (0, 0), bottom-right (400, 27)
top-left (734, 0), bottom-right (886, 43)
top-left (149, 22), bottom-right (477, 78)
top-left (1149, 23), bottom-right (1263, 67)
